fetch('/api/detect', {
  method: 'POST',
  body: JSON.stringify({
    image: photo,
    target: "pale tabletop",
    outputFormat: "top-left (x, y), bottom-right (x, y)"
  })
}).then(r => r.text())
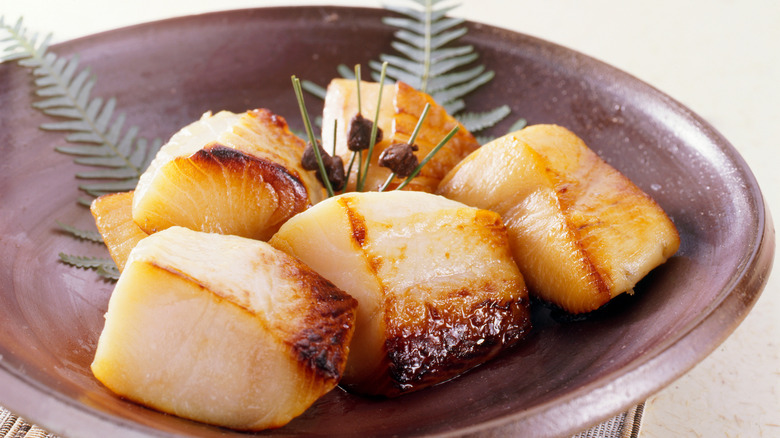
top-left (3, 1), bottom-right (779, 437)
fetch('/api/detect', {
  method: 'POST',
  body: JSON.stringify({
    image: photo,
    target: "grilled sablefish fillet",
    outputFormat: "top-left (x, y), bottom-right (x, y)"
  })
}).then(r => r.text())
top-left (91, 226), bottom-right (357, 430)
top-left (132, 109), bottom-right (325, 240)
top-left (90, 191), bottom-right (149, 272)
top-left (437, 124), bottom-right (680, 314)
top-left (269, 191), bottom-right (531, 396)
top-left (321, 79), bottom-right (480, 192)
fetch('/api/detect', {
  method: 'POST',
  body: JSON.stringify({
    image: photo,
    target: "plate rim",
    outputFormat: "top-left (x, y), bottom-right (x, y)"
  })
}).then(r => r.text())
top-left (0, 5), bottom-right (774, 438)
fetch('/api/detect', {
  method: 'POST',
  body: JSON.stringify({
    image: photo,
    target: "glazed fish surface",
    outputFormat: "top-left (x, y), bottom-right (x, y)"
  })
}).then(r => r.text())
top-left (270, 190), bottom-right (531, 396)
top-left (438, 124), bottom-right (680, 314)
top-left (91, 226), bottom-right (357, 430)
top-left (322, 79), bottom-right (480, 192)
top-left (132, 109), bottom-right (325, 240)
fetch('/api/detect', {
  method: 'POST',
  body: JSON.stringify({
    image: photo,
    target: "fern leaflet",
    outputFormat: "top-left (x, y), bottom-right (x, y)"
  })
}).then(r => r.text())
top-left (0, 16), bottom-right (162, 202)
top-left (374, 1), bottom-right (511, 133)
top-left (458, 105), bottom-right (511, 133)
top-left (300, 2), bottom-right (516, 136)
top-left (58, 253), bottom-right (119, 280)
top-left (56, 221), bottom-right (104, 243)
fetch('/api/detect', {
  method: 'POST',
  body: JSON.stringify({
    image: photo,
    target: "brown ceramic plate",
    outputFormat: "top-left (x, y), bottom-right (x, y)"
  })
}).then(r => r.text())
top-left (0, 6), bottom-right (774, 438)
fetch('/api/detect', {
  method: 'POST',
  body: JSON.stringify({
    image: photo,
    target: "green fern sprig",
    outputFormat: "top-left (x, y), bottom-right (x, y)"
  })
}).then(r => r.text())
top-left (2, 15), bottom-right (159, 281)
top-left (0, 16), bottom-right (162, 204)
top-left (371, 0), bottom-right (512, 134)
top-left (56, 221), bottom-right (104, 243)
top-left (457, 105), bottom-right (511, 132)
top-left (55, 223), bottom-right (119, 280)
top-left (302, 1), bottom-right (516, 137)
top-left (376, 1), bottom-right (472, 94)
top-left (58, 253), bottom-right (119, 280)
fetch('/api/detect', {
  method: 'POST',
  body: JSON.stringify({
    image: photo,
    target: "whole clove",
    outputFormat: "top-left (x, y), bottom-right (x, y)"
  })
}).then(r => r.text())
top-left (301, 140), bottom-right (346, 190)
top-left (348, 113), bottom-right (383, 152)
top-left (378, 143), bottom-right (419, 177)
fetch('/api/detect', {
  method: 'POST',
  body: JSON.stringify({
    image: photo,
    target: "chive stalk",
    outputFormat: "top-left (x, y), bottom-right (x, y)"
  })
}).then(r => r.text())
top-left (291, 75), bottom-right (334, 197)
top-left (394, 125), bottom-right (459, 191)
top-left (357, 61), bottom-right (388, 192)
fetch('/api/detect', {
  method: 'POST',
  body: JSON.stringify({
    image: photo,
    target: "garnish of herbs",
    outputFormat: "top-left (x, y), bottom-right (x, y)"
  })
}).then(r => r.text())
top-left (0, 0), bottom-right (525, 280)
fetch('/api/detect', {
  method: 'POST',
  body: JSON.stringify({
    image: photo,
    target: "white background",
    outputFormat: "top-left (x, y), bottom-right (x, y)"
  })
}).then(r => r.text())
top-left (4, 1), bottom-right (779, 436)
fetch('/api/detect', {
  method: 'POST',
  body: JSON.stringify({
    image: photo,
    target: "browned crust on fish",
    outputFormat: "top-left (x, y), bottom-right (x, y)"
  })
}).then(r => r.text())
top-left (338, 198), bottom-right (531, 396)
top-left (381, 293), bottom-right (530, 396)
top-left (199, 143), bottom-right (311, 227)
top-left (340, 196), bottom-right (368, 248)
top-left (275, 254), bottom-right (358, 384)
top-left (136, 143), bottom-right (310, 240)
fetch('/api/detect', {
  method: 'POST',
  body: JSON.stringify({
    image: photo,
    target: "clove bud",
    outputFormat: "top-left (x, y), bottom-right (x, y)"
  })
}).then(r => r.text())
top-left (301, 140), bottom-right (346, 190)
top-left (348, 113), bottom-right (383, 151)
top-left (378, 143), bottom-right (419, 177)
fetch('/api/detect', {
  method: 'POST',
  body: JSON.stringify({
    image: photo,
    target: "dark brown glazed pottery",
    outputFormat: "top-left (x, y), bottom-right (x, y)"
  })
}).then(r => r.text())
top-left (0, 6), bottom-right (774, 438)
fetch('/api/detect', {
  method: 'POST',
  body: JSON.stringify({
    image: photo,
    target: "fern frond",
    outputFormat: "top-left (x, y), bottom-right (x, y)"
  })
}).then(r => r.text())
top-left (96, 263), bottom-right (120, 280)
top-left (378, 53), bottom-right (425, 77)
top-left (76, 168), bottom-right (140, 180)
top-left (377, 1), bottom-right (477, 94)
top-left (431, 69), bottom-right (493, 106)
top-left (393, 27), bottom-right (468, 51)
top-left (457, 105), bottom-right (511, 133)
top-left (73, 155), bottom-right (128, 167)
top-left (425, 64), bottom-right (485, 92)
top-left (384, 3), bottom-right (458, 23)
top-left (56, 221), bottom-right (103, 243)
top-left (79, 179), bottom-right (139, 197)
top-left (375, 1), bottom-right (512, 133)
top-left (58, 253), bottom-right (119, 280)
top-left (425, 52), bottom-right (477, 77)
top-left (301, 80), bottom-right (327, 99)
top-left (506, 117), bottom-right (528, 132)
top-left (297, 2), bottom-right (514, 134)
top-left (55, 144), bottom-right (114, 156)
top-left (473, 118), bottom-right (528, 145)
top-left (0, 16), bottom-right (161, 202)
top-left (475, 135), bottom-right (493, 145)
top-left (442, 99), bottom-right (465, 115)
top-left (369, 59), bottom-right (420, 88)
top-left (76, 198), bottom-right (92, 207)
top-left (58, 253), bottom-right (109, 268)
top-left (336, 63), bottom-right (356, 79)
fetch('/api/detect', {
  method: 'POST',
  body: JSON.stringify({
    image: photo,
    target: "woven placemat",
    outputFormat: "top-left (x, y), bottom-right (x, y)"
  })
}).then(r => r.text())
top-left (1, 403), bottom-right (643, 438)
top-left (572, 403), bottom-right (644, 438)
top-left (0, 408), bottom-right (57, 438)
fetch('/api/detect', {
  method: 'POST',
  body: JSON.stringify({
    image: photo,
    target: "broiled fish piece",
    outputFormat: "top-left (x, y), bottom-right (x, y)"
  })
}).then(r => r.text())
top-left (269, 191), bottom-right (530, 396)
top-left (132, 109), bottom-right (325, 240)
top-left (90, 191), bottom-right (148, 272)
top-left (91, 226), bottom-right (357, 430)
top-left (322, 79), bottom-right (480, 192)
top-left (437, 124), bottom-right (680, 314)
